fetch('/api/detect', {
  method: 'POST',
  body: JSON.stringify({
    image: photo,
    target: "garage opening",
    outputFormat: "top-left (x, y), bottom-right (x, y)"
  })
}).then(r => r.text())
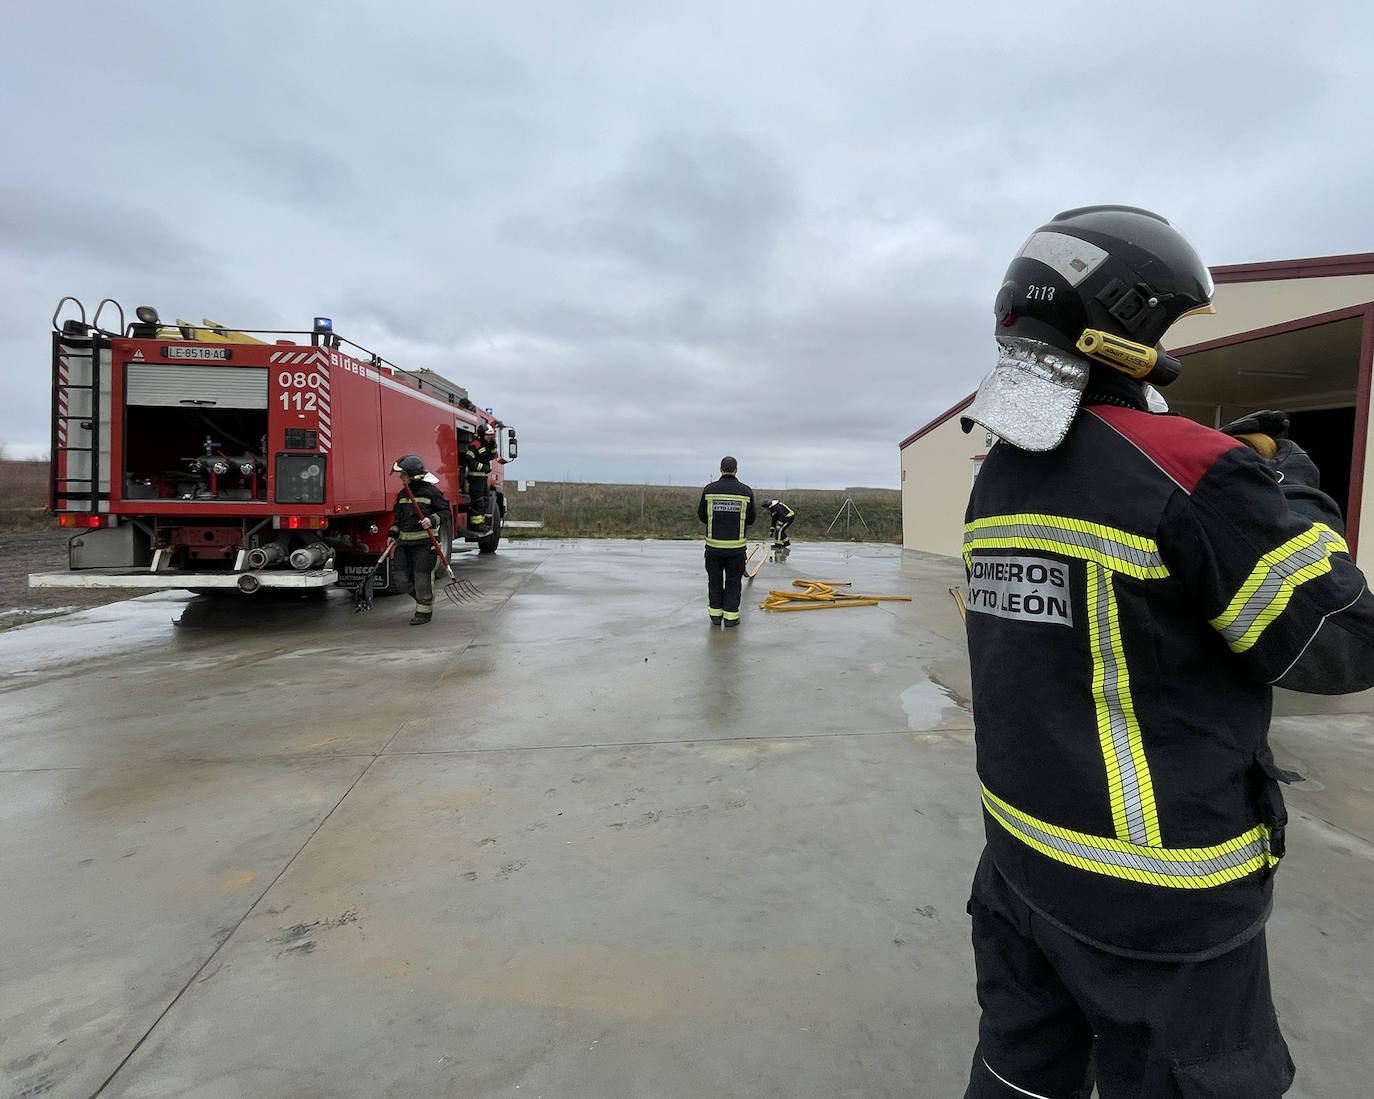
top-left (1168, 313), bottom-right (1367, 525)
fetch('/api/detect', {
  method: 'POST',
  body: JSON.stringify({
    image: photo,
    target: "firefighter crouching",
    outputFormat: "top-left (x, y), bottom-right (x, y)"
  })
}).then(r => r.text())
top-left (464, 423), bottom-right (497, 539)
top-left (388, 454), bottom-right (453, 626)
top-left (765, 498), bottom-right (795, 546)
top-left (958, 205), bottom-right (1374, 1097)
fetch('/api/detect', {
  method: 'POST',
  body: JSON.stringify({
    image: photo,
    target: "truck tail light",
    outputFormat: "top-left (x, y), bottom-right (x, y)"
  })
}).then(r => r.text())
top-left (58, 514), bottom-right (108, 529)
top-left (274, 515), bottom-right (328, 530)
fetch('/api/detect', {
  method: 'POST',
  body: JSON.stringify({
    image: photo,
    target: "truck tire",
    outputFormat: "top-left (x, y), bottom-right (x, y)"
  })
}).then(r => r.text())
top-left (478, 504), bottom-right (501, 555)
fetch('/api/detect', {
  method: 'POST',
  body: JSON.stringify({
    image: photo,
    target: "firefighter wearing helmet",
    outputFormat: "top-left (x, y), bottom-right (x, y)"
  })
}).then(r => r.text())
top-left (765, 498), bottom-right (794, 546)
top-left (958, 206), bottom-right (1374, 1097)
top-left (387, 454), bottom-right (452, 625)
top-left (464, 423), bottom-right (498, 539)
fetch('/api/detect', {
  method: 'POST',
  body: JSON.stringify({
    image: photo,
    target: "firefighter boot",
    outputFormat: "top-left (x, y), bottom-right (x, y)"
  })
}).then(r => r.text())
top-left (410, 611), bottom-right (432, 626)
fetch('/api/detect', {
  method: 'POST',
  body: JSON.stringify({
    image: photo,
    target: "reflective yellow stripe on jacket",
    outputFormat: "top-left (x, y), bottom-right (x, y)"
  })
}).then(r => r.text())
top-left (981, 786), bottom-right (1277, 889)
top-left (1210, 523), bottom-right (1347, 652)
top-left (964, 513), bottom-right (1168, 579)
top-left (967, 513), bottom-right (1167, 852)
top-left (704, 493), bottom-right (750, 549)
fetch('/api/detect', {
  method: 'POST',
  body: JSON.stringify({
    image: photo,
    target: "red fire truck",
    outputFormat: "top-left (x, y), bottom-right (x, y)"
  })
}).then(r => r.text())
top-left (30, 297), bottom-right (517, 596)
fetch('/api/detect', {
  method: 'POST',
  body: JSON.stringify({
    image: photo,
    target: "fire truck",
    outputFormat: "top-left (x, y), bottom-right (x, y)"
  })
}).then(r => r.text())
top-left (30, 297), bottom-right (517, 597)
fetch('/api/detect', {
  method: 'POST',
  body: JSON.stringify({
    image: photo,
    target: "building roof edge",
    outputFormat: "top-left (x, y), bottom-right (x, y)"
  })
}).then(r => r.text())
top-left (899, 392), bottom-right (976, 450)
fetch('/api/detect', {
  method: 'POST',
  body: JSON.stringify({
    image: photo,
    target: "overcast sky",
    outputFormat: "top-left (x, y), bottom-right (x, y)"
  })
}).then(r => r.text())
top-left (4, 1), bottom-right (1373, 490)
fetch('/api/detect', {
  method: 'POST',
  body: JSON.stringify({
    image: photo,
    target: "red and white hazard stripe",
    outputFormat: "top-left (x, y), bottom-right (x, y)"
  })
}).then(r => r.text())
top-left (316, 373), bottom-right (332, 452)
top-left (269, 349), bottom-right (331, 367)
top-left (56, 355), bottom-right (69, 448)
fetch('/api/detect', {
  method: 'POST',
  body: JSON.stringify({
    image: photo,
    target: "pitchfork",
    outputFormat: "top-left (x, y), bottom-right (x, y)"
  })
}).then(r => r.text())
top-left (399, 482), bottom-right (483, 604)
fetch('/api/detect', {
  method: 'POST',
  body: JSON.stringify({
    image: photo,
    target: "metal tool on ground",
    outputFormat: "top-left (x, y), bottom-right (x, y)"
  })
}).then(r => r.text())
top-left (760, 579), bottom-right (912, 612)
top-left (352, 538), bottom-right (397, 612)
top-left (399, 482), bottom-right (482, 604)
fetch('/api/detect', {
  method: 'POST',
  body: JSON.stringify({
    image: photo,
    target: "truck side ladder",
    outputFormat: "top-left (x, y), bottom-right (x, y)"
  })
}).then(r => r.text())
top-left (50, 330), bottom-right (106, 513)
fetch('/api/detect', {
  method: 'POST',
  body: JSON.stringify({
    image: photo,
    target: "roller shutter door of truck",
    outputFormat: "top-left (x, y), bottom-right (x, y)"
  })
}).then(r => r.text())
top-left (125, 365), bottom-right (269, 408)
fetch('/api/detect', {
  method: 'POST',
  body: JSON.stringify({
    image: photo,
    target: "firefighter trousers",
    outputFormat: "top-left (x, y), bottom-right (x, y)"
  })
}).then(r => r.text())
top-left (964, 850), bottom-right (1294, 1099)
top-left (704, 547), bottom-right (746, 622)
top-left (392, 539), bottom-right (439, 614)
top-left (466, 473), bottom-right (490, 531)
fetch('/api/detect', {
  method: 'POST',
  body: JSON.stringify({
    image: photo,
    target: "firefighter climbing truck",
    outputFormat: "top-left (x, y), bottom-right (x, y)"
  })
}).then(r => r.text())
top-left (30, 297), bottom-right (517, 597)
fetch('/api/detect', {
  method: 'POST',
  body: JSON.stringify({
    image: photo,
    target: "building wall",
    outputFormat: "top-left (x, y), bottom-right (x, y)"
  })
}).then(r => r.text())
top-left (900, 407), bottom-right (986, 559)
top-left (1166, 273), bottom-right (1374, 349)
top-left (1363, 395), bottom-right (1374, 567)
top-left (901, 262), bottom-right (1374, 563)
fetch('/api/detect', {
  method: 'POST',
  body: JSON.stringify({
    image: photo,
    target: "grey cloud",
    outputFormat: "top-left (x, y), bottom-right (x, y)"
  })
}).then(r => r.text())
top-left (4, 0), bottom-right (1374, 485)
top-left (579, 130), bottom-right (797, 288)
top-left (0, 184), bottom-right (215, 278)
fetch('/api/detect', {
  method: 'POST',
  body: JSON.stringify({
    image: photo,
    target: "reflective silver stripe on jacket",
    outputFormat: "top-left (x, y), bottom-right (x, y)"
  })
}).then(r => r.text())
top-left (1085, 561), bottom-right (1160, 846)
top-left (1211, 523), bottom-right (1347, 652)
top-left (964, 513), bottom-right (1168, 579)
top-left (704, 492), bottom-right (750, 548)
top-left (983, 787), bottom-right (1275, 889)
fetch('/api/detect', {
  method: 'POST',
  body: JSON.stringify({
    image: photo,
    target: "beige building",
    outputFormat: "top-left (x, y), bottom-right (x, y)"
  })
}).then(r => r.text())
top-left (900, 253), bottom-right (1374, 564)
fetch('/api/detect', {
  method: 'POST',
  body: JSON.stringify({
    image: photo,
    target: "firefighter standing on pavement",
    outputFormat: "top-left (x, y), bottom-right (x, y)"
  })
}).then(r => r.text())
top-left (765, 499), bottom-right (795, 546)
top-left (388, 454), bottom-right (452, 626)
top-left (464, 423), bottom-right (497, 539)
top-left (958, 205), bottom-right (1374, 1098)
top-left (697, 455), bottom-right (756, 627)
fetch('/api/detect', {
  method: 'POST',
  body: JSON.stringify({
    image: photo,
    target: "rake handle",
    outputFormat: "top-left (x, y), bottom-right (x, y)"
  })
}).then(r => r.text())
top-left (399, 481), bottom-right (457, 577)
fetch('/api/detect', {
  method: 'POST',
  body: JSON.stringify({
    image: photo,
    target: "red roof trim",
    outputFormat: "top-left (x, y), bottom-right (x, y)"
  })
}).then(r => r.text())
top-left (1211, 253), bottom-right (1374, 284)
top-left (1344, 303), bottom-right (1374, 560)
top-left (899, 392), bottom-right (975, 450)
top-left (1168, 302), bottom-right (1371, 356)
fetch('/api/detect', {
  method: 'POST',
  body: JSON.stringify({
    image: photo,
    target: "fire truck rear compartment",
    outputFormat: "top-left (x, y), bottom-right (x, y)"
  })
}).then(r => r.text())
top-left (123, 363), bottom-right (269, 502)
top-left (123, 406), bottom-right (268, 502)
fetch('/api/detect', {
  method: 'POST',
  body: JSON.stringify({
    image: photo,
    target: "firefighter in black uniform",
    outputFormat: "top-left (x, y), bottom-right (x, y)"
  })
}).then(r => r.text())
top-left (697, 455), bottom-right (756, 627)
top-left (464, 423), bottom-right (497, 539)
top-left (387, 454), bottom-right (453, 626)
top-left (959, 205), bottom-right (1374, 1098)
top-left (765, 499), bottom-right (795, 546)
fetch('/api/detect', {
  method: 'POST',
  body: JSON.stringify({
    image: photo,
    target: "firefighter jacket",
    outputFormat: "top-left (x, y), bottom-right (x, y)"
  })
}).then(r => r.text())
top-left (698, 474), bottom-right (756, 550)
top-left (768, 500), bottom-right (795, 523)
top-left (391, 477), bottom-right (452, 543)
top-left (964, 396), bottom-right (1374, 959)
top-left (465, 434), bottom-right (495, 480)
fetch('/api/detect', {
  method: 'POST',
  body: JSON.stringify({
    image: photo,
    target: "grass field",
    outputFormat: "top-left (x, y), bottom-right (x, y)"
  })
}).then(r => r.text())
top-left (0, 460), bottom-right (50, 530)
top-left (0, 460), bottom-right (902, 542)
top-left (505, 480), bottom-right (901, 542)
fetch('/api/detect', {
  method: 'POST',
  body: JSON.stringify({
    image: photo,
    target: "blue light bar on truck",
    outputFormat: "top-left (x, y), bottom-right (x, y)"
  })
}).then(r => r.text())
top-left (313, 317), bottom-right (332, 332)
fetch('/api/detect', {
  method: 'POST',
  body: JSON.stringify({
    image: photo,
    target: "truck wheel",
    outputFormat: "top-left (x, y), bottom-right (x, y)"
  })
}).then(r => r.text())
top-left (478, 506), bottom-right (501, 554)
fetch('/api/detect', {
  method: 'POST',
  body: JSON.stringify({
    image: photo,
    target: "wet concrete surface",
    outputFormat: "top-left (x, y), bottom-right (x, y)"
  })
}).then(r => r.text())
top-left (0, 539), bottom-right (1370, 1098)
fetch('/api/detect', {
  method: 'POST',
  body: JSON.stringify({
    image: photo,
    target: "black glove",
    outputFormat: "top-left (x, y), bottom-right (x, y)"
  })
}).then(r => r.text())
top-left (1220, 410), bottom-right (1290, 460)
top-left (388, 525), bottom-right (400, 539)
top-left (1268, 438), bottom-right (1322, 491)
top-left (1220, 409), bottom-right (1290, 440)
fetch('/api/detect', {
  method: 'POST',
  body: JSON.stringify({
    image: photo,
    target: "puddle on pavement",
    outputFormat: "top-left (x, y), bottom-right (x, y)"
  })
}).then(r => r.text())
top-left (900, 678), bottom-right (969, 730)
top-left (0, 597), bottom-right (186, 675)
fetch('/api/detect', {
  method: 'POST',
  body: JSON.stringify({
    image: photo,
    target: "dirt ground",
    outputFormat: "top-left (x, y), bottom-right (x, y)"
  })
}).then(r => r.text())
top-left (0, 529), bottom-right (130, 627)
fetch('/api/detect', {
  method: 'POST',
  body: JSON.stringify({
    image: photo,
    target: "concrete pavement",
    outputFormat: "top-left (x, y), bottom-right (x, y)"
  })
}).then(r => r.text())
top-left (0, 539), bottom-right (1370, 1098)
